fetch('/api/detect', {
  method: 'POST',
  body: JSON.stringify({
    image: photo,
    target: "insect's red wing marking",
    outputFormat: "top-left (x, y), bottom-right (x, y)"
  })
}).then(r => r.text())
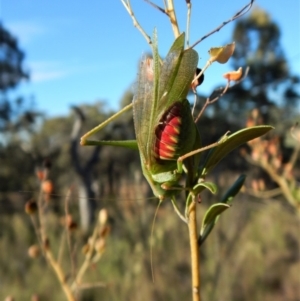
top-left (154, 102), bottom-right (183, 161)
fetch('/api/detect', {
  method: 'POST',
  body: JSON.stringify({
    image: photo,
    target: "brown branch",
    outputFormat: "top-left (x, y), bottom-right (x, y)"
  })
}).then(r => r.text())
top-left (188, 198), bottom-right (201, 301)
top-left (245, 187), bottom-right (283, 199)
top-left (194, 67), bottom-right (250, 123)
top-left (71, 218), bottom-right (100, 291)
top-left (189, 0), bottom-right (254, 49)
top-left (64, 189), bottom-right (76, 279)
top-left (76, 282), bottom-right (107, 290)
top-left (143, 0), bottom-right (167, 15)
top-left (36, 179), bottom-right (76, 301)
top-left (244, 153), bottom-right (299, 213)
top-left (120, 0), bottom-right (152, 46)
top-left (194, 81), bottom-right (230, 123)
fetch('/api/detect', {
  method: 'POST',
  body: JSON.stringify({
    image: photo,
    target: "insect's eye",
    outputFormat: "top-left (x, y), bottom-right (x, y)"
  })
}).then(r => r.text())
top-left (191, 68), bottom-right (204, 91)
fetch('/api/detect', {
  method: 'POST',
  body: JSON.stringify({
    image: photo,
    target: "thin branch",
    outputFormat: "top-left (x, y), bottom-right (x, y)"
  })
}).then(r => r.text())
top-left (71, 218), bottom-right (100, 291)
top-left (77, 282), bottom-right (107, 290)
top-left (186, 0), bottom-right (192, 47)
top-left (194, 67), bottom-right (250, 123)
top-left (243, 153), bottom-right (299, 211)
top-left (45, 249), bottom-right (76, 301)
top-left (289, 124), bottom-right (300, 168)
top-left (288, 142), bottom-right (300, 169)
top-left (246, 187), bottom-right (283, 199)
top-left (120, 0), bottom-right (152, 46)
top-left (143, 0), bottom-right (180, 38)
top-left (143, 0), bottom-right (167, 15)
top-left (166, 0), bottom-right (180, 37)
top-left (195, 82), bottom-right (230, 123)
top-left (64, 189), bottom-right (76, 279)
top-left (189, 0), bottom-right (254, 49)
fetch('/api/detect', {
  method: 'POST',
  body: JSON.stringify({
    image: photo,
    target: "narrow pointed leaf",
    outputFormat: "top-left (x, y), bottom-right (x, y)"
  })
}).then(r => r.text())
top-left (200, 203), bottom-right (230, 236)
top-left (199, 203), bottom-right (230, 246)
top-left (201, 125), bottom-right (273, 176)
top-left (193, 181), bottom-right (218, 195)
top-left (220, 174), bottom-right (246, 204)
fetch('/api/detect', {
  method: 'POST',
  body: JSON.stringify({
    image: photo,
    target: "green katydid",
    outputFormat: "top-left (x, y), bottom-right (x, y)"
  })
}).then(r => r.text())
top-left (80, 31), bottom-right (272, 212)
top-left (81, 32), bottom-right (205, 203)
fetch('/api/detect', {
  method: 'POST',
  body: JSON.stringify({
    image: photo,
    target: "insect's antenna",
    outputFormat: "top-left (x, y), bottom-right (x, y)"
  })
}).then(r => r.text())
top-left (185, 0), bottom-right (192, 47)
top-left (150, 199), bottom-right (162, 283)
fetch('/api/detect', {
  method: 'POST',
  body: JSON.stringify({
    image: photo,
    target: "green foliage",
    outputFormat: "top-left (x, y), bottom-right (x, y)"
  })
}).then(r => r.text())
top-left (201, 126), bottom-right (273, 176)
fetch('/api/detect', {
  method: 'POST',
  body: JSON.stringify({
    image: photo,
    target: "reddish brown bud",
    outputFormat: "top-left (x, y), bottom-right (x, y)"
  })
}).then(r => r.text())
top-left (36, 169), bottom-right (45, 181)
top-left (25, 200), bottom-right (38, 215)
top-left (42, 180), bottom-right (53, 195)
top-left (28, 245), bottom-right (40, 258)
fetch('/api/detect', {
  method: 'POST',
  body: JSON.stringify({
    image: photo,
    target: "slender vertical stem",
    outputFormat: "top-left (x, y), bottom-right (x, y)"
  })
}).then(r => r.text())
top-left (37, 178), bottom-right (76, 301)
top-left (186, 1), bottom-right (191, 47)
top-left (166, 0), bottom-right (180, 37)
top-left (188, 199), bottom-right (201, 301)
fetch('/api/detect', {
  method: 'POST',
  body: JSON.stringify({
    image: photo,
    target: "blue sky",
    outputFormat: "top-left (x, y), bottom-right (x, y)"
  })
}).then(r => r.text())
top-left (1, 0), bottom-right (300, 117)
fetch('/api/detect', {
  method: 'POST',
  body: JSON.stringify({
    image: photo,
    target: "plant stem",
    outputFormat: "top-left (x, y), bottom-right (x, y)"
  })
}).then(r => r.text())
top-left (44, 249), bottom-right (76, 301)
top-left (188, 199), bottom-right (201, 301)
top-left (166, 0), bottom-right (180, 38)
top-left (71, 220), bottom-right (99, 291)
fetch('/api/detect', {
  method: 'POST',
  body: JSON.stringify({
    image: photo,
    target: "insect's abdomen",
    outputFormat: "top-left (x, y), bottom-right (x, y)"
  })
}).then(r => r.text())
top-left (154, 101), bottom-right (196, 162)
top-left (154, 102), bottom-right (182, 161)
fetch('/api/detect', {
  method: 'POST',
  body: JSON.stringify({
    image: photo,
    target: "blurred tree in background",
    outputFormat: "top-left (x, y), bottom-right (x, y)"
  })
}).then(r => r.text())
top-left (0, 23), bottom-right (40, 133)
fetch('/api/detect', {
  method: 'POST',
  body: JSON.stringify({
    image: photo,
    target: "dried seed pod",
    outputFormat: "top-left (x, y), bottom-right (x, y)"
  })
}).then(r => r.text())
top-left (98, 209), bottom-right (108, 225)
top-left (25, 200), bottom-right (38, 215)
top-left (28, 244), bottom-right (40, 258)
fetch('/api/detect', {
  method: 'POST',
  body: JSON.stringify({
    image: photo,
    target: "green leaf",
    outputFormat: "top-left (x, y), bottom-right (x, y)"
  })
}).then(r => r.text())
top-left (220, 174), bottom-right (246, 204)
top-left (201, 125), bottom-right (273, 176)
top-left (200, 203), bottom-right (230, 236)
top-left (199, 203), bottom-right (230, 246)
top-left (193, 181), bottom-right (218, 195)
top-left (167, 32), bottom-right (185, 54)
top-left (199, 175), bottom-right (246, 246)
top-left (185, 181), bottom-right (218, 217)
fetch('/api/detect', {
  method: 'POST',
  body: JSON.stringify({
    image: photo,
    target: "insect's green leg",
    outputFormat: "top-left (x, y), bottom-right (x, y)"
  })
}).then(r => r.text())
top-left (171, 196), bottom-right (187, 223)
top-left (81, 103), bottom-right (132, 145)
top-left (80, 103), bottom-right (138, 150)
top-left (176, 132), bottom-right (230, 165)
